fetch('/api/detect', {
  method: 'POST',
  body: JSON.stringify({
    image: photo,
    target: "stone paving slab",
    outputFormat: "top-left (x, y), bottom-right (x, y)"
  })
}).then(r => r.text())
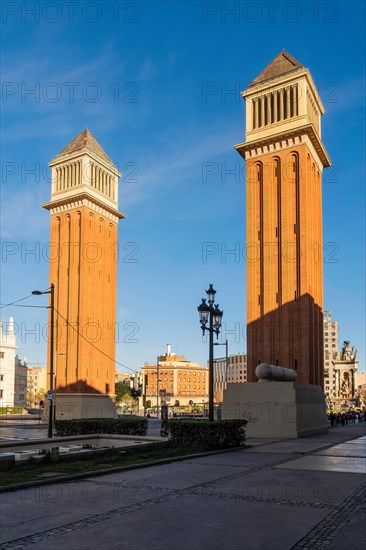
top-left (183, 450), bottom-right (295, 468)
top-left (0, 480), bottom-right (155, 544)
top-left (276, 455), bottom-right (366, 474)
top-left (16, 494), bottom-right (330, 550)
top-left (328, 512), bottom-right (366, 549)
top-left (316, 443), bottom-right (366, 457)
top-left (203, 468), bottom-right (365, 505)
top-left (86, 460), bottom-right (250, 490)
top-left (245, 440), bottom-right (332, 454)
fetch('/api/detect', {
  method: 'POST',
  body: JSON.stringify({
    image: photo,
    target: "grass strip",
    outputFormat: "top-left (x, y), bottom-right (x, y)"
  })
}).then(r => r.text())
top-left (1, 442), bottom-right (240, 489)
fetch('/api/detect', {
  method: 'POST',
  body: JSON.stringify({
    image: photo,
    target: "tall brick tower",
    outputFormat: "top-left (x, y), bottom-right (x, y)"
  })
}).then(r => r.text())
top-left (235, 51), bottom-right (331, 387)
top-left (43, 129), bottom-right (125, 418)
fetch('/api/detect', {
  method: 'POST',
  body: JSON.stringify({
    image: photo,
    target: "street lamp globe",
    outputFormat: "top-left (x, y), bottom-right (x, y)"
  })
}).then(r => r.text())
top-left (197, 298), bottom-right (210, 326)
top-left (206, 284), bottom-right (216, 306)
top-left (213, 305), bottom-right (223, 333)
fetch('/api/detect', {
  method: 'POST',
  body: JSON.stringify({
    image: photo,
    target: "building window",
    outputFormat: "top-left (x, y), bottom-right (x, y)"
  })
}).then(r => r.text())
top-left (0, 352), bottom-right (4, 359)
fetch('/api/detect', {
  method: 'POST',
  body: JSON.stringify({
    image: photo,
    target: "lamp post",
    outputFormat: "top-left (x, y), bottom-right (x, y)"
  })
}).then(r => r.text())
top-left (214, 338), bottom-right (229, 398)
top-left (197, 284), bottom-right (223, 422)
top-left (32, 284), bottom-right (55, 438)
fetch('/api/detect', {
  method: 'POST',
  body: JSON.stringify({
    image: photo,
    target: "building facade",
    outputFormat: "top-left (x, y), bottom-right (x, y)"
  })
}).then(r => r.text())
top-left (26, 366), bottom-right (48, 406)
top-left (236, 51), bottom-right (331, 386)
top-left (323, 312), bottom-right (361, 409)
top-left (141, 350), bottom-right (208, 409)
top-left (356, 372), bottom-right (366, 407)
top-left (43, 129), bottom-right (125, 418)
top-left (115, 372), bottom-right (131, 384)
top-left (213, 353), bottom-right (247, 402)
top-left (0, 318), bottom-right (27, 408)
top-left (323, 311), bottom-right (339, 400)
top-left (0, 318), bottom-right (17, 407)
top-left (331, 341), bottom-right (359, 408)
top-left (14, 356), bottom-right (27, 407)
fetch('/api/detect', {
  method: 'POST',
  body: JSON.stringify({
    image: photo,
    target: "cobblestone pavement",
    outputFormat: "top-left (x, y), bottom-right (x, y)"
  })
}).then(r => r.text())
top-left (0, 424), bottom-right (365, 550)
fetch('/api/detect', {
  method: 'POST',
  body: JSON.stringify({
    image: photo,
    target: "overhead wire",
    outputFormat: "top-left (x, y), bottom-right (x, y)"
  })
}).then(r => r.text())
top-left (54, 307), bottom-right (137, 374)
top-left (1, 293), bottom-right (137, 374)
top-left (0, 304), bottom-right (48, 309)
top-left (0, 295), bottom-right (34, 309)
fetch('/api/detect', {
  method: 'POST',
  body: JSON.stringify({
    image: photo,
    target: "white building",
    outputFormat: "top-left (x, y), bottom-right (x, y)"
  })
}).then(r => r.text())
top-left (0, 317), bottom-right (28, 408)
top-left (0, 317), bottom-right (17, 407)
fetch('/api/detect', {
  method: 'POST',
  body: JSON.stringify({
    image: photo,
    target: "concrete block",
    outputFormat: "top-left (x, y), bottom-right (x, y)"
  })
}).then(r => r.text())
top-left (222, 382), bottom-right (328, 438)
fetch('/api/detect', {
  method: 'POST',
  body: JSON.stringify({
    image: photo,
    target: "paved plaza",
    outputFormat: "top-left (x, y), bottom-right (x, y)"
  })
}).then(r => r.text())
top-left (0, 422), bottom-right (365, 550)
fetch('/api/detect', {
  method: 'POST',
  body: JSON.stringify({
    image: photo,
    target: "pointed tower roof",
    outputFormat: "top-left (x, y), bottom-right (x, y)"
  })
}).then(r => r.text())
top-left (248, 50), bottom-right (304, 87)
top-left (53, 128), bottom-right (114, 165)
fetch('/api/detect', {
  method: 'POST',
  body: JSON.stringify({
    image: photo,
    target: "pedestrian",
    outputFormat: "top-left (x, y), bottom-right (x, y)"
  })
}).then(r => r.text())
top-left (330, 412), bottom-right (335, 427)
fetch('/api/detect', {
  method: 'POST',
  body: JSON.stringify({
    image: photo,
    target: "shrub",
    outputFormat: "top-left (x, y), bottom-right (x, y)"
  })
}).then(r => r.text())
top-left (0, 406), bottom-right (24, 415)
top-left (160, 419), bottom-right (247, 449)
top-left (54, 417), bottom-right (148, 437)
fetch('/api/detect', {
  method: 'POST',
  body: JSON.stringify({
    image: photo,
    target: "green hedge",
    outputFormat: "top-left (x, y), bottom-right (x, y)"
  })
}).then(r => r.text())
top-left (160, 419), bottom-right (247, 449)
top-left (54, 417), bottom-right (148, 436)
top-left (0, 406), bottom-right (24, 415)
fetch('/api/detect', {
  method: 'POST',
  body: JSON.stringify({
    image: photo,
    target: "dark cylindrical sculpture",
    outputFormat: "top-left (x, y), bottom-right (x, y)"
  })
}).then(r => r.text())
top-left (255, 363), bottom-right (297, 382)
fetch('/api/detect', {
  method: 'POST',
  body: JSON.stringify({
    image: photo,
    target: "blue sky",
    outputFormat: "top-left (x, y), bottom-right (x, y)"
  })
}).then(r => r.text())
top-left (1, 0), bottom-right (365, 374)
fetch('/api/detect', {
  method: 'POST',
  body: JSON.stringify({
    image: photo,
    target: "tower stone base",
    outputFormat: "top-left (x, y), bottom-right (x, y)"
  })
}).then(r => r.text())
top-left (42, 393), bottom-right (118, 421)
top-left (222, 382), bottom-right (327, 439)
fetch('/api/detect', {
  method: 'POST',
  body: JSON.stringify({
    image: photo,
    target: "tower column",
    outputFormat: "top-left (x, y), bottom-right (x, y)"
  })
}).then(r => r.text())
top-left (260, 97), bottom-right (265, 127)
top-left (286, 86), bottom-right (291, 118)
top-left (266, 95), bottom-right (271, 125)
top-left (44, 129), bottom-right (125, 419)
top-left (234, 51), bottom-right (331, 387)
top-left (279, 89), bottom-right (284, 120)
top-left (253, 99), bottom-right (257, 129)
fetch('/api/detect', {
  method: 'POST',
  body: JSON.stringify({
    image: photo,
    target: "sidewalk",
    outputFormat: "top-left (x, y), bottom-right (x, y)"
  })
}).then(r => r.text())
top-left (1, 423), bottom-right (365, 550)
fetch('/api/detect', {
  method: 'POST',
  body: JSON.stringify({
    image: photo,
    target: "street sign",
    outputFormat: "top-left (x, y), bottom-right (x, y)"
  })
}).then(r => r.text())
top-left (47, 390), bottom-right (53, 401)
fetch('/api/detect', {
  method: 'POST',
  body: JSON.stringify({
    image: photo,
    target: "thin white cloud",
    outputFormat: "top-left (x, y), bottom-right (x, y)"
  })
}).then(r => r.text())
top-left (119, 123), bottom-right (237, 208)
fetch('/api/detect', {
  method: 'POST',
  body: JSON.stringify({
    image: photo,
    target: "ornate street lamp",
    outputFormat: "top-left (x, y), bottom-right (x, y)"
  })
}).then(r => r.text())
top-left (32, 284), bottom-right (55, 438)
top-left (197, 285), bottom-right (223, 421)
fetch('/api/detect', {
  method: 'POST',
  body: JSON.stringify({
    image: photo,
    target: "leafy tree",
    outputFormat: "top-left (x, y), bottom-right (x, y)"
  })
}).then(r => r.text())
top-left (27, 389), bottom-right (46, 407)
top-left (131, 388), bottom-right (142, 399)
top-left (115, 381), bottom-right (132, 403)
top-left (26, 390), bottom-right (35, 407)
